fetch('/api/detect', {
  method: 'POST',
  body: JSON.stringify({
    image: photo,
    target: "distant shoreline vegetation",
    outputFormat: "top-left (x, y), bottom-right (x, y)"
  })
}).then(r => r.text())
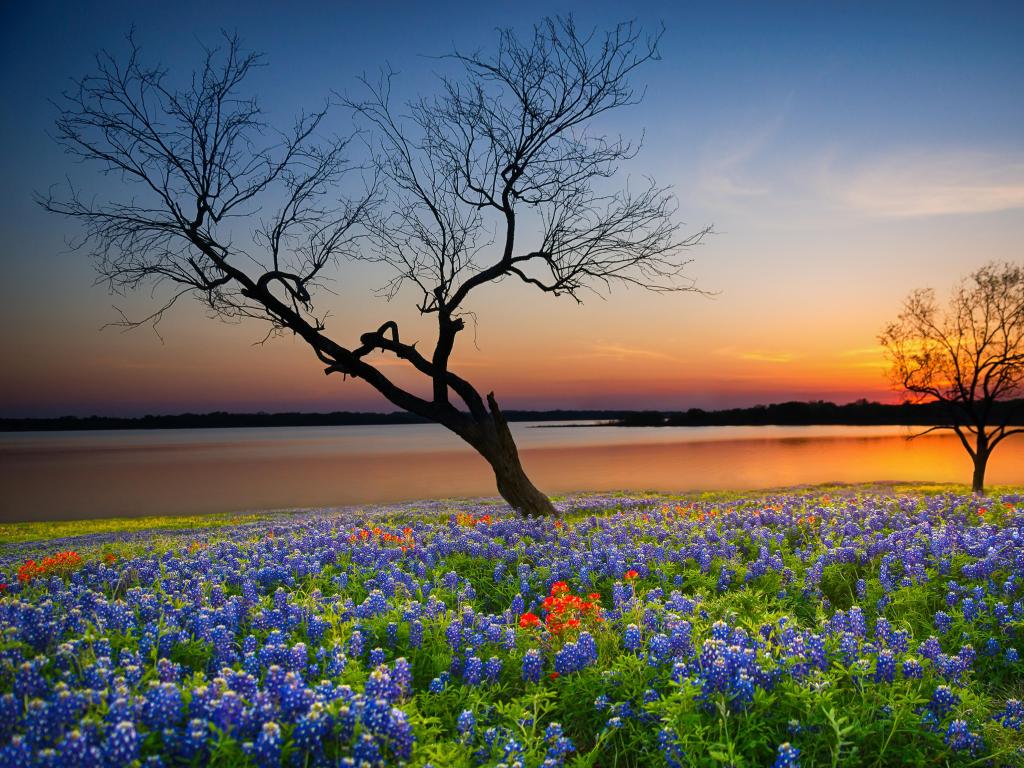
top-left (613, 398), bottom-right (1024, 428)
top-left (3, 399), bottom-right (1022, 432)
top-left (0, 409), bottom-right (624, 432)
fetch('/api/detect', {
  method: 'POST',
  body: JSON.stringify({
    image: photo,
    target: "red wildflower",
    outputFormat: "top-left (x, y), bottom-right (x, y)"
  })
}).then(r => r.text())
top-left (624, 569), bottom-right (639, 581)
top-left (18, 561), bottom-right (40, 583)
top-left (18, 551), bottom-right (83, 583)
top-left (550, 581), bottom-right (569, 596)
top-left (519, 612), bottom-right (541, 629)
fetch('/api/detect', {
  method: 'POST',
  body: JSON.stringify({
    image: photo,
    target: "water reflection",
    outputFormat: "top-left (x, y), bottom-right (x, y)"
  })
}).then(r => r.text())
top-left (1, 423), bottom-right (1021, 521)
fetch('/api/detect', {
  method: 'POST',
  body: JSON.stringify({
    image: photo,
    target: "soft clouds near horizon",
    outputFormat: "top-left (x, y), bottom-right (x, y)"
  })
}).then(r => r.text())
top-left (824, 149), bottom-right (1024, 219)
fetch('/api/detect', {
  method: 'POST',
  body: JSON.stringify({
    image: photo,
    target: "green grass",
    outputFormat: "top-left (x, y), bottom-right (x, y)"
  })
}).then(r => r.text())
top-left (0, 511), bottom-right (277, 545)
top-left (2, 482), bottom-right (1020, 547)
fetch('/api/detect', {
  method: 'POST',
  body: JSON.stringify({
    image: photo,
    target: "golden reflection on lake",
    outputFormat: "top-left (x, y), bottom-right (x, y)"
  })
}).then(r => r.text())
top-left (1, 424), bottom-right (1021, 520)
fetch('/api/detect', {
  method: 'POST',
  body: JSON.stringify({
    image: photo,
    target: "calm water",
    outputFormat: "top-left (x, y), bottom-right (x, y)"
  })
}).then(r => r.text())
top-left (1, 423), bottom-right (1022, 521)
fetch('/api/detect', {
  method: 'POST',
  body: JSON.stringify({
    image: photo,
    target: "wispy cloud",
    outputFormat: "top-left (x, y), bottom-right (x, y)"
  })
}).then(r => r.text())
top-left (715, 346), bottom-right (796, 363)
top-left (696, 101), bottom-right (791, 203)
top-left (837, 347), bottom-right (883, 357)
top-left (739, 351), bottom-right (795, 363)
top-left (577, 344), bottom-right (679, 362)
top-left (835, 347), bottom-right (887, 369)
top-left (821, 149), bottom-right (1024, 218)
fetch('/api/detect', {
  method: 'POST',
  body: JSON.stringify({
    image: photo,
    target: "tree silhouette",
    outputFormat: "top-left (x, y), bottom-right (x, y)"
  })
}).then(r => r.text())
top-left (42, 19), bottom-right (708, 516)
top-left (881, 262), bottom-right (1024, 493)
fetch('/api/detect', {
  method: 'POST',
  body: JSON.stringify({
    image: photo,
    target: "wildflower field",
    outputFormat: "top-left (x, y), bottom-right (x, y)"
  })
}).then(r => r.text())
top-left (1, 489), bottom-right (1023, 767)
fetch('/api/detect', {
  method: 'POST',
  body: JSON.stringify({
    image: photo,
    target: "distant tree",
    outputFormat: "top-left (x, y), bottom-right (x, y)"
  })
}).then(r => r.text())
top-left (880, 262), bottom-right (1024, 493)
top-left (41, 19), bottom-right (708, 516)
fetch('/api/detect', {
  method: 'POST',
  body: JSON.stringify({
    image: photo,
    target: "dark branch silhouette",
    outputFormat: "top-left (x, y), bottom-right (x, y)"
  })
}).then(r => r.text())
top-left (880, 261), bottom-right (1024, 493)
top-left (41, 20), bottom-right (708, 516)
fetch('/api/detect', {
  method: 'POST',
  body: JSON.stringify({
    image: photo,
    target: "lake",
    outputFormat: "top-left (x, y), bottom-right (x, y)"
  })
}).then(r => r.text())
top-left (1, 423), bottom-right (1022, 521)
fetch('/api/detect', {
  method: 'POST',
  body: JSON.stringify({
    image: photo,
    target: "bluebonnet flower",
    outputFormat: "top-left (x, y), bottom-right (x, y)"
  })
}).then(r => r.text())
top-left (249, 722), bottom-right (282, 768)
top-left (962, 598), bottom-right (979, 621)
top-left (522, 649), bottom-right (543, 683)
top-left (445, 620), bottom-right (461, 650)
top-left (463, 655), bottom-right (483, 685)
top-left (873, 650), bottom-right (896, 684)
top-left (409, 619), bottom-right (424, 648)
top-left (555, 642), bottom-right (583, 675)
top-left (142, 682), bottom-right (182, 731)
top-left (0, 735), bottom-right (32, 767)
top-left (103, 721), bottom-right (140, 767)
top-left (993, 699), bottom-right (1023, 731)
top-left (428, 673), bottom-right (449, 693)
top-left (944, 720), bottom-right (983, 754)
top-left (658, 727), bottom-right (685, 768)
top-left (457, 709), bottom-right (475, 740)
top-left (623, 624), bottom-right (642, 652)
top-left (56, 729), bottom-right (93, 767)
top-left (484, 656), bottom-right (502, 682)
top-left (928, 686), bottom-right (960, 719)
top-left (347, 629), bottom-right (364, 658)
top-left (544, 721), bottom-right (576, 764)
top-left (901, 658), bottom-right (923, 679)
top-left (352, 732), bottom-right (381, 764)
top-left (366, 665), bottom-right (401, 703)
top-left (648, 633), bottom-right (671, 667)
top-left (772, 742), bottom-right (800, 768)
top-left (393, 657), bottom-right (412, 696)
top-left (848, 607), bottom-right (866, 638)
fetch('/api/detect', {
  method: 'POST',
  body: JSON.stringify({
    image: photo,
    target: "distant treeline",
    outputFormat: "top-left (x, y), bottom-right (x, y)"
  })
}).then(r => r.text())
top-left (614, 399), bottom-right (1024, 427)
top-left (4, 400), bottom-right (1022, 432)
top-left (0, 409), bottom-right (634, 432)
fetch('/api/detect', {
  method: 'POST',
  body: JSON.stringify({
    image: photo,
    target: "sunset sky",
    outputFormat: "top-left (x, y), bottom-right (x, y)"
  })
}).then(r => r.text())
top-left (2, 1), bottom-right (1022, 416)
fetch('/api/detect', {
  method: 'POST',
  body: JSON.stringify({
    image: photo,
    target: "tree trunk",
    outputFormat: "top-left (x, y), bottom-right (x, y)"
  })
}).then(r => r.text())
top-left (971, 449), bottom-right (989, 495)
top-left (470, 393), bottom-right (556, 517)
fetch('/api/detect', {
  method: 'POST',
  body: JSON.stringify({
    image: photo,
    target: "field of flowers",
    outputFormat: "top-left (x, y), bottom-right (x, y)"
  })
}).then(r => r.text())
top-left (0, 490), bottom-right (1022, 767)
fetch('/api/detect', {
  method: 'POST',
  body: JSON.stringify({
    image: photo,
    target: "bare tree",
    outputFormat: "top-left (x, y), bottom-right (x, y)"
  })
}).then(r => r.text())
top-left (880, 262), bottom-right (1024, 493)
top-left (42, 19), bottom-right (708, 516)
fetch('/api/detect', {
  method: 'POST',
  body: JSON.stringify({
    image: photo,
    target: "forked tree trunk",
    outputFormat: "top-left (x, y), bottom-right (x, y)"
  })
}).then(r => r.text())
top-left (466, 393), bottom-right (556, 517)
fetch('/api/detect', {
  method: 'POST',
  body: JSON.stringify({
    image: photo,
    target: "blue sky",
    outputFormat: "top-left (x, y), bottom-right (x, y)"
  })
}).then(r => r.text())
top-left (1, 1), bottom-right (1022, 415)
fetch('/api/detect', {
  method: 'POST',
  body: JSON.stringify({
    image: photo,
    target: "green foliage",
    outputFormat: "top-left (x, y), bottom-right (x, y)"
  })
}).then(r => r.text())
top-left (169, 638), bottom-right (214, 675)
